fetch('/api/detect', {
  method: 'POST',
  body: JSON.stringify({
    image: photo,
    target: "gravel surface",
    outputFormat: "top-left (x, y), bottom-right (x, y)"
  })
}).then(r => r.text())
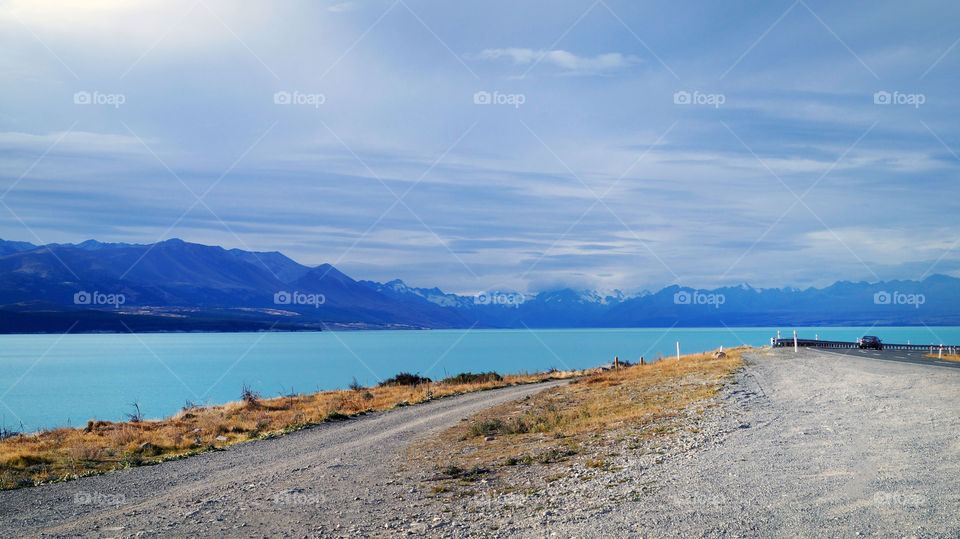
top-left (3, 348), bottom-right (959, 537)
top-left (430, 348), bottom-right (960, 537)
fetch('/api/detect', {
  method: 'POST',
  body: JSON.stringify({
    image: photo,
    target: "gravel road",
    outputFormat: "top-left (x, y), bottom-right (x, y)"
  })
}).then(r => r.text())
top-left (0, 381), bottom-right (565, 537)
top-left (529, 348), bottom-right (960, 537)
top-left (3, 348), bottom-right (959, 538)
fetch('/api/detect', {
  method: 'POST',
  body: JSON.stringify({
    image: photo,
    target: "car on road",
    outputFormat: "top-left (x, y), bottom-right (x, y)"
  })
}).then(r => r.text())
top-left (859, 336), bottom-right (883, 350)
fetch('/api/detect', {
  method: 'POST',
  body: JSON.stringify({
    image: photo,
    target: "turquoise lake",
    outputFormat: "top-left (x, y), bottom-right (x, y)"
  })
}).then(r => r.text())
top-left (2, 326), bottom-right (958, 431)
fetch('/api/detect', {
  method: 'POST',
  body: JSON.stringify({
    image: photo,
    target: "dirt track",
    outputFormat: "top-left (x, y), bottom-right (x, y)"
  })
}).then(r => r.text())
top-left (0, 381), bottom-right (565, 537)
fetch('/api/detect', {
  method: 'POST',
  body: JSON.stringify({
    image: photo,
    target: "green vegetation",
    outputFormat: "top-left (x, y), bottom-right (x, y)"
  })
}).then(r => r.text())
top-left (378, 372), bottom-right (432, 387)
top-left (442, 372), bottom-right (503, 385)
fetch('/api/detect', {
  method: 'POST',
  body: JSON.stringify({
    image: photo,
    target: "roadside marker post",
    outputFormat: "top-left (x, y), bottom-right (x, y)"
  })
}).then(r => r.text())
top-left (794, 331), bottom-right (798, 353)
top-left (676, 342), bottom-right (680, 361)
top-left (939, 345), bottom-right (943, 359)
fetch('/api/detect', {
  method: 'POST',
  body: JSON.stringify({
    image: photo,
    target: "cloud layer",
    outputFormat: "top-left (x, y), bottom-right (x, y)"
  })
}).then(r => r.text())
top-left (0, 0), bottom-right (958, 294)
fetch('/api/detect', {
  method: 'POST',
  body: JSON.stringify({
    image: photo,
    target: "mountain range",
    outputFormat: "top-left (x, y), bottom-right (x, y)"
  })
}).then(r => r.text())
top-left (0, 238), bottom-right (956, 333)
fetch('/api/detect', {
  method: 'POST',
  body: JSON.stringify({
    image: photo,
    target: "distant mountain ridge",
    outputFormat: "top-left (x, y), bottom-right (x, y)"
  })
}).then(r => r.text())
top-left (0, 237), bottom-right (956, 332)
top-left (361, 276), bottom-right (960, 327)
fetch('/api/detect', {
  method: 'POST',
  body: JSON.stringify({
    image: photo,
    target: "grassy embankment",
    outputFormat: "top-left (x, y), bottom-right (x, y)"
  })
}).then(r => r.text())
top-left (924, 353), bottom-right (960, 362)
top-left (0, 370), bottom-right (578, 490)
top-left (414, 347), bottom-right (747, 494)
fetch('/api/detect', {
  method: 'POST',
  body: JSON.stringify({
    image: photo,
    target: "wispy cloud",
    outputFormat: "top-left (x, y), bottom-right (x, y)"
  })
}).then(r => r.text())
top-left (327, 1), bottom-right (360, 13)
top-left (475, 48), bottom-right (641, 73)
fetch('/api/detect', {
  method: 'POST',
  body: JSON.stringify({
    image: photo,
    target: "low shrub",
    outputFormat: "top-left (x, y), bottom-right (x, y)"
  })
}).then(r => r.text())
top-left (469, 419), bottom-right (503, 437)
top-left (503, 455), bottom-right (533, 466)
top-left (378, 372), bottom-right (431, 387)
top-left (240, 383), bottom-right (261, 406)
top-left (441, 465), bottom-right (463, 476)
top-left (442, 372), bottom-right (503, 385)
top-left (536, 447), bottom-right (576, 464)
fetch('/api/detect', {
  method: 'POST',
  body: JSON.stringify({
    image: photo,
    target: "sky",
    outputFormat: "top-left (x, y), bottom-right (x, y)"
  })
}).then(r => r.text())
top-left (0, 0), bottom-right (958, 295)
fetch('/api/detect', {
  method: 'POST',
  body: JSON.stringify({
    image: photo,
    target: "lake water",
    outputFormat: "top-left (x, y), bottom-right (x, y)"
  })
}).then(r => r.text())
top-left (2, 326), bottom-right (958, 431)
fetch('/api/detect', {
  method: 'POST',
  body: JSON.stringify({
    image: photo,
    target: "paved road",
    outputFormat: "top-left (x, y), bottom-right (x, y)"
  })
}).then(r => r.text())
top-left (815, 347), bottom-right (960, 370)
top-left (0, 380), bottom-right (565, 537)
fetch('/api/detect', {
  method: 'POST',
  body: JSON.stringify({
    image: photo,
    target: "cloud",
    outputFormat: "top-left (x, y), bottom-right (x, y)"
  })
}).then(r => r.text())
top-left (327, 1), bottom-right (360, 13)
top-left (476, 48), bottom-right (641, 73)
top-left (0, 130), bottom-right (145, 154)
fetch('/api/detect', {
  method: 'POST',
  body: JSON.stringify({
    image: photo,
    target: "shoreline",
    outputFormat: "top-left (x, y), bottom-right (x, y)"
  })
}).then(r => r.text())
top-left (5, 326), bottom-right (959, 432)
top-left (0, 367), bottom-right (584, 490)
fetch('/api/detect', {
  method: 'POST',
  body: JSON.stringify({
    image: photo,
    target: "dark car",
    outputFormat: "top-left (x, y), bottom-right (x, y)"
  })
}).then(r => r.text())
top-left (860, 336), bottom-right (882, 350)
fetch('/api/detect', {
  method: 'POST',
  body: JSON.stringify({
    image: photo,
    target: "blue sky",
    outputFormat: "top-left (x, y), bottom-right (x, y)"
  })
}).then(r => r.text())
top-left (0, 0), bottom-right (958, 294)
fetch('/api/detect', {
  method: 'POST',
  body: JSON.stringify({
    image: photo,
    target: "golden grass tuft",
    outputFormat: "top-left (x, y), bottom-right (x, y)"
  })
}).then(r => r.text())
top-left (923, 353), bottom-right (960, 362)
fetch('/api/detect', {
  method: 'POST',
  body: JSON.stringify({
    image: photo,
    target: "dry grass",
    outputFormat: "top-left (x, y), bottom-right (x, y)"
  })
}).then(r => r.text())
top-left (924, 353), bottom-right (960, 362)
top-left (0, 370), bottom-right (578, 490)
top-left (415, 348), bottom-right (746, 484)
